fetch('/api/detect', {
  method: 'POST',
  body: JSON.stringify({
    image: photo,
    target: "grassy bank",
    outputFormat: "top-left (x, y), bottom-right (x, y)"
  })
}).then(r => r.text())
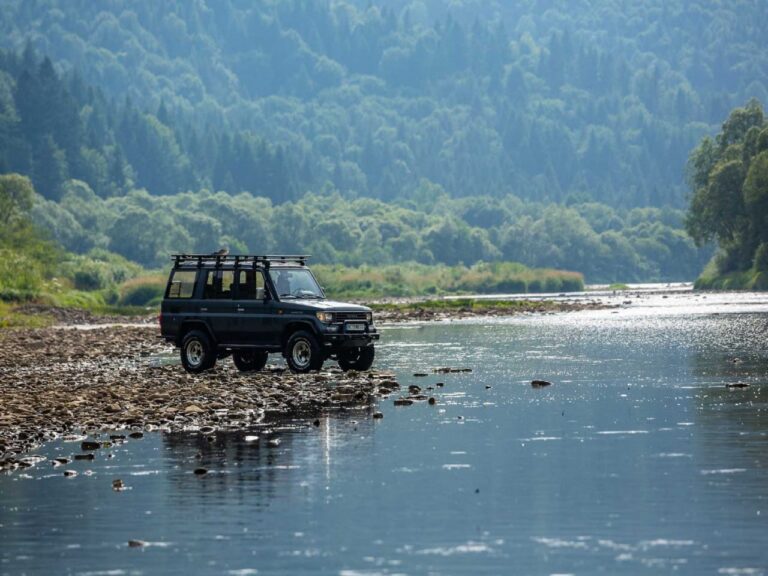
top-left (313, 262), bottom-right (584, 299)
top-left (693, 257), bottom-right (768, 291)
top-left (694, 269), bottom-right (768, 290)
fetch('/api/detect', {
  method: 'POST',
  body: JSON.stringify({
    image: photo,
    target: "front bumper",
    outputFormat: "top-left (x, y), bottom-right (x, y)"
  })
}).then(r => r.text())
top-left (320, 324), bottom-right (379, 349)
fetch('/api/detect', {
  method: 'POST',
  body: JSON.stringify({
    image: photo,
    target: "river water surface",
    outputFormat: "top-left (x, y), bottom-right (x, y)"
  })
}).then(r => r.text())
top-left (2, 290), bottom-right (768, 575)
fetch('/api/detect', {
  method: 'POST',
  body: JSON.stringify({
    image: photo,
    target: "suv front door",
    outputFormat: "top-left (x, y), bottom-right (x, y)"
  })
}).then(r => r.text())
top-left (233, 268), bottom-right (276, 346)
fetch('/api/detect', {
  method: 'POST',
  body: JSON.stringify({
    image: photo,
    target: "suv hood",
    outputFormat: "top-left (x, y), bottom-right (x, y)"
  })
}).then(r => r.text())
top-left (287, 300), bottom-right (371, 312)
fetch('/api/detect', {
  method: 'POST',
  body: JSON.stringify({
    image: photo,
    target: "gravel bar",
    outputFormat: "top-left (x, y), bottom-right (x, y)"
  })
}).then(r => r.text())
top-left (0, 325), bottom-right (400, 472)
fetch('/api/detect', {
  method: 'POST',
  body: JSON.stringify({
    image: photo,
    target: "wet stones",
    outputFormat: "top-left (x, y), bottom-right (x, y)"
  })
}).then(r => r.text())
top-left (726, 382), bottom-right (750, 388)
top-left (372, 411), bottom-right (384, 419)
top-left (434, 367), bottom-right (472, 374)
top-left (0, 324), bottom-right (402, 472)
top-left (128, 540), bottom-right (146, 548)
top-left (531, 380), bottom-right (552, 388)
top-left (393, 398), bottom-right (413, 406)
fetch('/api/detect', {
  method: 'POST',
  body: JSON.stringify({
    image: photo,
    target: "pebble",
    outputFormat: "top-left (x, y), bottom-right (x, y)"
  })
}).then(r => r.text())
top-left (531, 380), bottom-right (552, 388)
top-left (193, 468), bottom-right (208, 475)
top-left (726, 382), bottom-right (750, 388)
top-left (128, 540), bottom-right (146, 548)
top-left (393, 398), bottom-right (413, 406)
top-left (428, 397), bottom-right (437, 405)
top-left (372, 411), bottom-right (384, 419)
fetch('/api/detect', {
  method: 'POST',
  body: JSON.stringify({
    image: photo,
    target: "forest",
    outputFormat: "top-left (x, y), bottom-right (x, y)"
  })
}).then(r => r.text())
top-left (0, 0), bottom-right (765, 290)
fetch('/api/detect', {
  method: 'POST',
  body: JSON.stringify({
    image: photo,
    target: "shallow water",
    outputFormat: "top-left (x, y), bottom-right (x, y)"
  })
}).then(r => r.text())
top-left (2, 291), bottom-right (768, 575)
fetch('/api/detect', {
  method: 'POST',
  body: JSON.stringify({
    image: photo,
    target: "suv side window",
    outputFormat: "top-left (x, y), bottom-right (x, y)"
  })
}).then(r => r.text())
top-left (203, 270), bottom-right (235, 299)
top-left (167, 270), bottom-right (197, 299)
top-left (235, 269), bottom-right (266, 300)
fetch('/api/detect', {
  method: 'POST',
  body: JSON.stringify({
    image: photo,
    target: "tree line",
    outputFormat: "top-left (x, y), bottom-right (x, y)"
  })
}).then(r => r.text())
top-left (686, 100), bottom-right (768, 288)
top-left (32, 178), bottom-right (709, 283)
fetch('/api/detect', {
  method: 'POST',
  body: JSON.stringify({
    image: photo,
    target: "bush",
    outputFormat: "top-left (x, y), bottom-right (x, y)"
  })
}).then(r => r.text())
top-left (118, 275), bottom-right (166, 306)
top-left (0, 249), bottom-right (44, 298)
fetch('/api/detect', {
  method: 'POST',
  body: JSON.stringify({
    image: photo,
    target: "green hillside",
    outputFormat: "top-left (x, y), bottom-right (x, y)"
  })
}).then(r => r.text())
top-left (2, 0), bottom-right (765, 205)
top-left (1, 1), bottom-right (766, 283)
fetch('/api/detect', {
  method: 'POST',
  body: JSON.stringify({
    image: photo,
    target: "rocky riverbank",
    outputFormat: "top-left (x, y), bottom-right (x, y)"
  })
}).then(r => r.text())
top-left (0, 325), bottom-right (400, 472)
top-left (369, 297), bottom-right (611, 323)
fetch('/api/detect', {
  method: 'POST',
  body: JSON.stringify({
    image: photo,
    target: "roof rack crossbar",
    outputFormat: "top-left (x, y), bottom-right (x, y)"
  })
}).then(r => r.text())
top-left (170, 254), bottom-right (311, 267)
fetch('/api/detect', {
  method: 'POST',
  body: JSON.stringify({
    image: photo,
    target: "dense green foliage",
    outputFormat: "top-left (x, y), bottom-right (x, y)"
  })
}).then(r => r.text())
top-left (33, 179), bottom-right (708, 282)
top-left (1, 0), bottom-right (765, 205)
top-left (686, 100), bottom-right (768, 289)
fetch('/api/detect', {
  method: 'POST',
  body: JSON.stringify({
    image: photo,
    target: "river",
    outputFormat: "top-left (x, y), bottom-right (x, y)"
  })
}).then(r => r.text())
top-left (1, 290), bottom-right (767, 575)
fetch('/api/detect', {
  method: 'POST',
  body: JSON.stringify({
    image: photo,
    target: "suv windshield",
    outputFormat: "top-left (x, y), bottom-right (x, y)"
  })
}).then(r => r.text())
top-left (270, 268), bottom-right (324, 299)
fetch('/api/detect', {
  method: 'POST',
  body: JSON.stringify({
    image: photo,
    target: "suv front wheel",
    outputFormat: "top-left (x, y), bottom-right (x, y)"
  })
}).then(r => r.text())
top-left (233, 350), bottom-right (268, 372)
top-left (338, 346), bottom-right (375, 371)
top-left (181, 330), bottom-right (216, 373)
top-left (285, 331), bottom-right (324, 373)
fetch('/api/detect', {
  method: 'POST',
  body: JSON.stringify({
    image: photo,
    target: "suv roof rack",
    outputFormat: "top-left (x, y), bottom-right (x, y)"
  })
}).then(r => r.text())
top-left (171, 254), bottom-right (310, 268)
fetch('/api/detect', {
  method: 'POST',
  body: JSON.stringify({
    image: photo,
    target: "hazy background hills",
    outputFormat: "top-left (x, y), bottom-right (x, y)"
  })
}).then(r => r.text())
top-left (1, 0), bottom-right (765, 281)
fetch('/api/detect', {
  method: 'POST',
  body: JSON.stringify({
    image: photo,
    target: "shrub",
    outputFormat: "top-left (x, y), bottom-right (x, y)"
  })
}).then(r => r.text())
top-left (118, 275), bottom-right (166, 306)
top-left (0, 249), bottom-right (44, 298)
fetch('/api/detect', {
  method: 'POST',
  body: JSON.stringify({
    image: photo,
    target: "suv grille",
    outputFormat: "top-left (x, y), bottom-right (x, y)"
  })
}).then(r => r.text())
top-left (335, 312), bottom-right (368, 321)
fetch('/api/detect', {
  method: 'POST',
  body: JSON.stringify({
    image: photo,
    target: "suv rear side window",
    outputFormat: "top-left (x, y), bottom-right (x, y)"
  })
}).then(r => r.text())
top-left (167, 270), bottom-right (197, 299)
top-left (235, 269), bottom-right (266, 300)
top-left (203, 270), bottom-right (236, 299)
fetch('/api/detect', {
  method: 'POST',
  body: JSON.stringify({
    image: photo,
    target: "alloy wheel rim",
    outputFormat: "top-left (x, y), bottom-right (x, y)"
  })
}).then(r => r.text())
top-left (186, 340), bottom-right (204, 367)
top-left (293, 340), bottom-right (311, 368)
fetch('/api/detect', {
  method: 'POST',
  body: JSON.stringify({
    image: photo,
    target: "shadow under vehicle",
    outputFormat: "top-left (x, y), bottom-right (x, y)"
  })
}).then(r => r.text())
top-left (160, 254), bottom-right (379, 374)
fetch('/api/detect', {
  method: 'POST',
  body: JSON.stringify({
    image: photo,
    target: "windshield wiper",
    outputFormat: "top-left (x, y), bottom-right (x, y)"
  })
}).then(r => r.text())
top-left (297, 293), bottom-right (324, 299)
top-left (279, 293), bottom-right (297, 299)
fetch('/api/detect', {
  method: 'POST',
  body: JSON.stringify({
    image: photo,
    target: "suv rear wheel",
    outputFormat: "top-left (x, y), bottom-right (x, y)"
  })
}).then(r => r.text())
top-left (233, 350), bottom-right (268, 372)
top-left (181, 330), bottom-right (216, 373)
top-left (338, 346), bottom-right (375, 371)
top-left (285, 331), bottom-right (324, 373)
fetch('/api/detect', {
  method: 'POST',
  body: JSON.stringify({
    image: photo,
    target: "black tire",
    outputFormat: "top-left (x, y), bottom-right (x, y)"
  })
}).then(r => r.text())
top-left (233, 350), bottom-right (268, 372)
top-left (338, 346), bottom-right (375, 371)
top-left (180, 330), bottom-right (216, 373)
top-left (285, 331), bottom-right (324, 373)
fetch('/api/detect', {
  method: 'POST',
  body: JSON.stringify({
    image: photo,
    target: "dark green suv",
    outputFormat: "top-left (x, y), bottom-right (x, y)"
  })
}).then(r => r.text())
top-left (160, 254), bottom-right (379, 374)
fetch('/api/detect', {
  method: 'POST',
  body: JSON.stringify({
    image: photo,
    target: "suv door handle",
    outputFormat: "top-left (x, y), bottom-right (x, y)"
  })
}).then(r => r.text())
top-left (200, 307), bottom-right (208, 312)
top-left (236, 307), bottom-right (245, 312)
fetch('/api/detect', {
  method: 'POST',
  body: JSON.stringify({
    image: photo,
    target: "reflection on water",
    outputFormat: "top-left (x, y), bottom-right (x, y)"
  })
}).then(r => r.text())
top-left (2, 290), bottom-right (768, 575)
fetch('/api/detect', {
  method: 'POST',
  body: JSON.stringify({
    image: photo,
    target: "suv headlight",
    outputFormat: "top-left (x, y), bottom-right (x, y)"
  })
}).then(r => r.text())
top-left (316, 311), bottom-right (334, 323)
top-left (365, 312), bottom-right (373, 323)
